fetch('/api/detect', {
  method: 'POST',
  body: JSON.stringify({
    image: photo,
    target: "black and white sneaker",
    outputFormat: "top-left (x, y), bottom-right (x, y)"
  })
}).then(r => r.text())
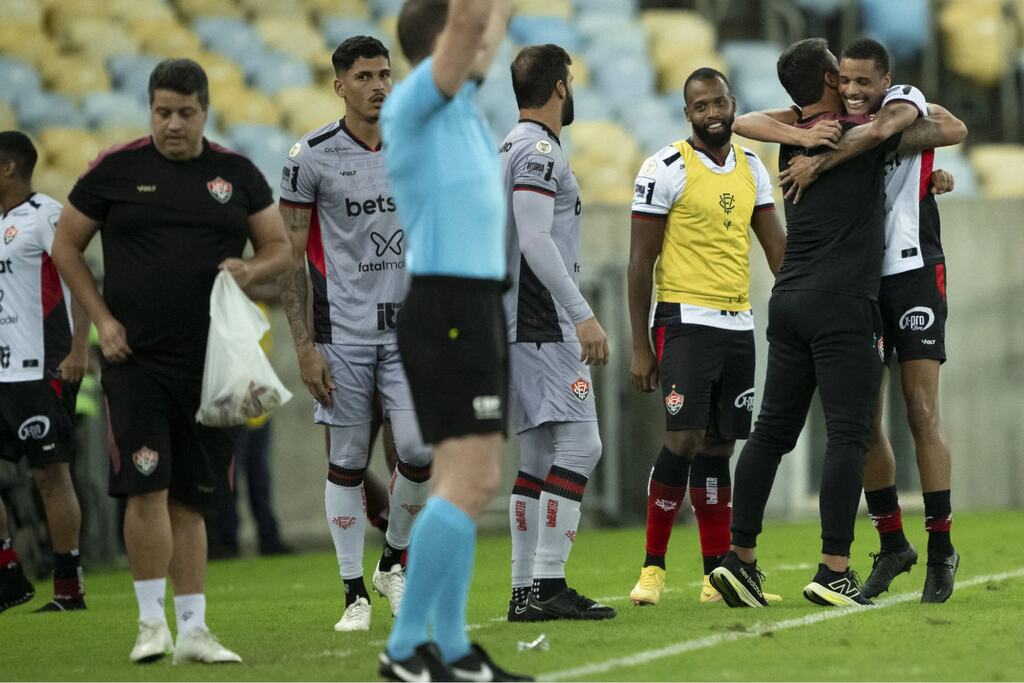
top-left (0, 563), bottom-right (35, 613)
top-left (861, 544), bottom-right (918, 598)
top-left (708, 551), bottom-right (769, 608)
top-left (517, 588), bottom-right (617, 621)
top-left (34, 597), bottom-right (87, 612)
top-left (450, 643), bottom-right (533, 682)
top-left (921, 549), bottom-right (959, 604)
top-left (507, 599), bottom-right (531, 622)
top-left (379, 642), bottom-right (452, 682)
top-left (803, 564), bottom-right (873, 606)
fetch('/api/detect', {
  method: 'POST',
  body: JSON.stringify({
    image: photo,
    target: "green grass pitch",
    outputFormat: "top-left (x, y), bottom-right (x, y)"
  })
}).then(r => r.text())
top-left (4, 510), bottom-right (1023, 681)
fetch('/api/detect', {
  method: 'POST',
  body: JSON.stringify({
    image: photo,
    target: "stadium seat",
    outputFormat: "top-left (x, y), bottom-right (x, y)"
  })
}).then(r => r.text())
top-left (516, 0), bottom-right (572, 19)
top-left (256, 17), bottom-right (326, 64)
top-left (573, 0), bottom-right (636, 17)
top-left (792, 0), bottom-right (848, 16)
top-left (109, 0), bottom-right (176, 23)
top-left (569, 120), bottom-right (641, 165)
top-left (571, 159), bottom-right (636, 205)
top-left (368, 0), bottom-right (403, 18)
top-left (306, 0), bottom-right (371, 19)
top-left (93, 126), bottom-right (151, 150)
top-left (134, 20), bottom-right (204, 58)
top-left (227, 123), bottom-right (294, 160)
top-left (194, 17), bottom-right (265, 64)
top-left (196, 51), bottom-right (248, 93)
top-left (32, 167), bottom-right (78, 203)
top-left (321, 16), bottom-right (384, 49)
top-left (175, 0), bottom-right (244, 19)
top-left (0, 101), bottom-right (16, 130)
top-left (38, 127), bottom-right (103, 176)
top-left (859, 0), bottom-right (929, 61)
top-left (939, 0), bottom-right (1013, 86)
top-left (508, 16), bottom-right (584, 53)
top-left (61, 20), bottom-right (140, 61)
top-left (239, 0), bottom-right (307, 17)
top-left (641, 10), bottom-right (716, 56)
top-left (249, 53), bottom-right (314, 96)
top-left (589, 53), bottom-right (655, 109)
top-left (40, 56), bottom-right (111, 100)
top-left (0, 57), bottom-right (43, 107)
top-left (81, 92), bottom-right (150, 129)
top-left (107, 55), bottom-right (162, 105)
top-left (0, 26), bottom-right (62, 69)
top-left (13, 92), bottom-right (85, 131)
top-left (653, 45), bottom-right (729, 95)
top-left (577, 16), bottom-right (646, 55)
top-left (274, 86), bottom-right (343, 136)
top-left (932, 145), bottom-right (979, 199)
top-left (969, 144), bottom-right (1024, 199)
top-left (569, 86), bottom-right (612, 122)
top-left (48, 0), bottom-right (115, 34)
top-left (0, 0), bottom-right (44, 28)
top-left (212, 86), bottom-right (282, 128)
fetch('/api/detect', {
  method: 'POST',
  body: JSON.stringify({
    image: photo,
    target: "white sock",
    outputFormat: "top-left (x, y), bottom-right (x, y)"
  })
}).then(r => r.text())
top-left (533, 492), bottom-right (582, 579)
top-left (173, 593), bottom-right (206, 636)
top-left (325, 480), bottom-right (367, 579)
top-left (385, 465), bottom-right (430, 554)
top-left (133, 578), bottom-right (167, 623)
top-left (509, 493), bottom-right (539, 592)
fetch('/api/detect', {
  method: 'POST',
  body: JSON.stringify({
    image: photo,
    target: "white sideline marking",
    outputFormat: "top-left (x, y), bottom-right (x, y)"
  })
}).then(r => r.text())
top-left (539, 568), bottom-right (1024, 681)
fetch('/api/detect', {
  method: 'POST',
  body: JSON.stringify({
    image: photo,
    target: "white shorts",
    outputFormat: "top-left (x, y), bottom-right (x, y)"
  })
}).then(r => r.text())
top-left (313, 343), bottom-right (416, 426)
top-left (508, 340), bottom-right (596, 434)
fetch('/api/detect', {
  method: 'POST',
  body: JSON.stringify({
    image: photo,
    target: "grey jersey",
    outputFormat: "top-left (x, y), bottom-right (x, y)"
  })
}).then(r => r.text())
top-left (281, 118), bottom-right (406, 345)
top-left (500, 120), bottom-right (587, 343)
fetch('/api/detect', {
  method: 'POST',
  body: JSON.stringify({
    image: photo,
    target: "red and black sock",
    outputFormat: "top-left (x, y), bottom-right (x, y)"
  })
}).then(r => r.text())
top-left (865, 485), bottom-right (910, 554)
top-left (923, 489), bottom-right (954, 562)
top-left (689, 454), bottom-right (732, 574)
top-left (0, 537), bottom-right (18, 568)
top-left (644, 447), bottom-right (690, 570)
top-left (53, 550), bottom-right (84, 601)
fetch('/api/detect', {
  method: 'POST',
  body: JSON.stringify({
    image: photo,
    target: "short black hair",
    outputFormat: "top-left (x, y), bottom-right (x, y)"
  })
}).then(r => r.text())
top-left (510, 44), bottom-right (572, 109)
top-left (397, 0), bottom-right (448, 65)
top-left (332, 35), bottom-right (390, 74)
top-left (777, 38), bottom-right (839, 107)
top-left (148, 58), bottom-right (209, 108)
top-left (682, 67), bottom-right (731, 105)
top-left (0, 131), bottom-right (38, 181)
top-left (841, 38), bottom-right (891, 76)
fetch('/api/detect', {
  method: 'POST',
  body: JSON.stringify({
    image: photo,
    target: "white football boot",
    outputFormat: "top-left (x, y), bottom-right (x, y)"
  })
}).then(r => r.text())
top-left (372, 564), bottom-right (406, 617)
top-left (172, 626), bottom-right (242, 664)
top-left (129, 618), bottom-right (174, 663)
top-left (334, 596), bottom-right (371, 632)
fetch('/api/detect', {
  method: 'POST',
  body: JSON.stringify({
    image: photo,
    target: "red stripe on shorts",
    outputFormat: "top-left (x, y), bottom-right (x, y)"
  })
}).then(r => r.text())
top-left (654, 326), bottom-right (666, 364)
top-left (935, 263), bottom-right (946, 300)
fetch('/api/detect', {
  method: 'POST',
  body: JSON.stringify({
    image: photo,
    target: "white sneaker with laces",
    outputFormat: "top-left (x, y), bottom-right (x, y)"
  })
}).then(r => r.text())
top-left (334, 596), bottom-right (371, 632)
top-left (372, 564), bottom-right (406, 617)
top-left (172, 626), bottom-right (242, 664)
top-left (130, 618), bottom-right (174, 663)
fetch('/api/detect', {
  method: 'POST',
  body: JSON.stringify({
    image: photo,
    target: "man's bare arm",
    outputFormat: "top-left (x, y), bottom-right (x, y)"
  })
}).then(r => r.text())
top-left (433, 0), bottom-right (511, 97)
top-left (627, 216), bottom-right (666, 393)
top-left (898, 103), bottom-right (968, 153)
top-left (750, 208), bottom-right (786, 277)
top-left (733, 110), bottom-right (841, 149)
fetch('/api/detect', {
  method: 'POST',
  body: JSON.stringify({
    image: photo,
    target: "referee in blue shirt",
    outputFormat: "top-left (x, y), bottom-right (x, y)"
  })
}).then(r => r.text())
top-left (376, 1), bottom-right (529, 682)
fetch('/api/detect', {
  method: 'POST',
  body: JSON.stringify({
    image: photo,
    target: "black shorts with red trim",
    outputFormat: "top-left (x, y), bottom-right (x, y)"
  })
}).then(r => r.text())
top-left (652, 323), bottom-right (755, 438)
top-left (103, 358), bottom-right (235, 510)
top-left (397, 276), bottom-right (508, 445)
top-left (879, 263), bottom-right (947, 364)
top-left (0, 377), bottom-right (77, 469)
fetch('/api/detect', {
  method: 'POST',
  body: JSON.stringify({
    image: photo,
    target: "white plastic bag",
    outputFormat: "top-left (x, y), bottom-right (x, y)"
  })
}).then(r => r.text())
top-left (196, 271), bottom-right (293, 427)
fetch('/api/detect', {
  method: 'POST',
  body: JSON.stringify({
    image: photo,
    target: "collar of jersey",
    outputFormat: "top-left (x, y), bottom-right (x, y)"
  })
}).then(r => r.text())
top-left (519, 119), bottom-right (560, 147)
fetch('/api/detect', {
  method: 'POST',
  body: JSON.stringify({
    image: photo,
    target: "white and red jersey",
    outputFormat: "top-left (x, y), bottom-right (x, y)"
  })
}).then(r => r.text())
top-left (880, 85), bottom-right (944, 277)
top-left (0, 192), bottom-right (72, 382)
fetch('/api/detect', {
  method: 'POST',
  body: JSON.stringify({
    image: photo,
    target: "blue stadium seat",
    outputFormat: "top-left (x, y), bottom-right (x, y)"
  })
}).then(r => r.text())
top-left (194, 17), bottom-right (264, 64)
top-left (860, 0), bottom-right (929, 61)
top-left (591, 54), bottom-right (655, 108)
top-left (721, 40), bottom-right (784, 77)
top-left (792, 0), bottom-right (847, 17)
top-left (15, 92), bottom-right (86, 131)
top-left (227, 123), bottom-right (294, 161)
top-left (247, 52), bottom-right (313, 95)
top-left (321, 16), bottom-right (385, 48)
top-left (82, 92), bottom-right (150, 129)
top-left (508, 16), bottom-right (584, 53)
top-left (107, 55), bottom-right (162, 104)
top-left (735, 78), bottom-right (793, 113)
top-left (0, 57), bottom-right (42, 108)
top-left (579, 17), bottom-right (647, 57)
top-left (369, 0), bottom-right (403, 19)
top-left (934, 146), bottom-right (980, 199)
top-left (573, 0), bottom-right (636, 16)
top-left (570, 86), bottom-right (611, 122)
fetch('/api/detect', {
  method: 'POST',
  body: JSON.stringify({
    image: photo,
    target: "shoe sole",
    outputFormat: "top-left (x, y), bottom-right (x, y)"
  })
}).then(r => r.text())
top-left (708, 568), bottom-right (765, 608)
top-left (629, 592), bottom-right (659, 606)
top-left (0, 589), bottom-right (35, 613)
top-left (862, 549), bottom-right (919, 599)
top-left (802, 582), bottom-right (869, 607)
top-left (132, 651), bottom-right (169, 664)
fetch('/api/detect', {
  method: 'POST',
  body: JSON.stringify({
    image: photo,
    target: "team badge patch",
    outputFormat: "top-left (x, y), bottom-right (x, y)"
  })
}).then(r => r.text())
top-left (664, 385), bottom-right (684, 415)
top-left (570, 378), bottom-right (590, 401)
top-left (206, 176), bottom-right (233, 204)
top-left (535, 140), bottom-right (552, 154)
top-left (402, 503), bottom-right (425, 517)
top-left (331, 516), bottom-right (357, 529)
top-left (288, 142), bottom-right (301, 158)
top-left (3, 226), bottom-right (16, 244)
top-left (132, 447), bottom-right (159, 476)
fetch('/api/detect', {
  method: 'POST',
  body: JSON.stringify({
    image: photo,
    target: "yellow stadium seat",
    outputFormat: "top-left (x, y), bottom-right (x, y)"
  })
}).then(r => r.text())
top-left (62, 20), bottom-right (140, 61)
top-left (0, 0), bottom-right (43, 27)
top-left (939, 0), bottom-right (1013, 86)
top-left (305, 0), bottom-right (370, 19)
top-left (38, 128), bottom-right (104, 176)
top-left (255, 17), bottom-right (324, 63)
top-left (569, 54), bottom-right (590, 88)
top-left (175, 0), bottom-right (244, 19)
top-left (657, 51), bottom-right (729, 94)
top-left (109, 0), bottom-right (176, 23)
top-left (132, 20), bottom-right (204, 59)
top-left (0, 26), bottom-right (62, 69)
top-left (274, 86), bottom-right (344, 136)
top-left (641, 10), bottom-right (716, 55)
top-left (213, 86), bottom-right (282, 127)
top-left (32, 167), bottom-right (79, 204)
top-left (240, 0), bottom-right (308, 18)
top-left (0, 102), bottom-right (16, 130)
top-left (515, 0), bottom-right (572, 18)
top-left (195, 51), bottom-right (247, 92)
top-left (571, 160), bottom-right (637, 205)
top-left (40, 56), bottom-right (111, 100)
top-left (93, 126), bottom-right (152, 150)
top-left (969, 144), bottom-right (1024, 199)
top-left (48, 0), bottom-right (115, 34)
top-left (569, 120), bottom-right (641, 164)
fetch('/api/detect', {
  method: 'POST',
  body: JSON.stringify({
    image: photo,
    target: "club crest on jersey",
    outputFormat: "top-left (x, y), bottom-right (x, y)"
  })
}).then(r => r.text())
top-left (206, 177), bottom-right (233, 204)
top-left (570, 378), bottom-right (590, 401)
top-left (3, 226), bottom-right (16, 244)
top-left (664, 386), bottom-right (684, 415)
top-left (132, 447), bottom-right (159, 476)
top-left (535, 140), bottom-right (552, 154)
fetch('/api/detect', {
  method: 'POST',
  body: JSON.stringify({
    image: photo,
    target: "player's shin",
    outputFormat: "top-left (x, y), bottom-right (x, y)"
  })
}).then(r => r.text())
top-left (533, 466), bottom-right (587, 600)
top-left (325, 465), bottom-right (369, 606)
top-left (510, 472), bottom-right (542, 604)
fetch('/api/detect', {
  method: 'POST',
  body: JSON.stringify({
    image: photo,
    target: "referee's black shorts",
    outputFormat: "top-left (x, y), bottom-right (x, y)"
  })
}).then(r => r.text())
top-left (397, 276), bottom-right (508, 445)
top-left (102, 358), bottom-right (235, 510)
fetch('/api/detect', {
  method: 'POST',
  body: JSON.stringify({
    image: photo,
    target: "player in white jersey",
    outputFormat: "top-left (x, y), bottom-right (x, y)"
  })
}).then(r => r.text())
top-left (733, 38), bottom-right (967, 604)
top-left (277, 37), bottom-right (431, 632)
top-left (499, 45), bottom-right (615, 623)
top-left (0, 131), bottom-right (90, 613)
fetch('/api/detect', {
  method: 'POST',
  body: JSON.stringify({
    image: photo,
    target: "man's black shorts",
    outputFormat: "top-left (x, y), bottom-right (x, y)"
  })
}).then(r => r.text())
top-left (652, 323), bottom-right (755, 439)
top-left (397, 276), bottom-right (508, 445)
top-left (0, 378), bottom-right (78, 468)
top-left (103, 359), bottom-right (234, 510)
top-left (880, 263), bottom-right (947, 364)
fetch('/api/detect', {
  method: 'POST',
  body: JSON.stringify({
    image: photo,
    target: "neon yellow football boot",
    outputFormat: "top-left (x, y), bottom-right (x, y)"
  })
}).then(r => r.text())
top-left (630, 566), bottom-right (666, 606)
